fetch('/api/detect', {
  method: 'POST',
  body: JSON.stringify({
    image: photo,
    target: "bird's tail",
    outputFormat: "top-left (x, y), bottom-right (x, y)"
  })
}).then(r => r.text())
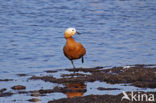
top-left (82, 56), bottom-right (84, 63)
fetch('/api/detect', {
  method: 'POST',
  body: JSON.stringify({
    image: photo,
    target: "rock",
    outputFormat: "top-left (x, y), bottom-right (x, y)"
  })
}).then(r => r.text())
top-left (11, 85), bottom-right (26, 90)
top-left (28, 98), bottom-right (41, 102)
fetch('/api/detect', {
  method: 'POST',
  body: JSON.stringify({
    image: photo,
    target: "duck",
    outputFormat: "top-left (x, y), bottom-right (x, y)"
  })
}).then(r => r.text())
top-left (63, 28), bottom-right (86, 68)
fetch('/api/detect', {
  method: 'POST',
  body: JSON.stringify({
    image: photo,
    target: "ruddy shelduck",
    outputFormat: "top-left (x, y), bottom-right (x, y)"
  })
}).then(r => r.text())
top-left (63, 28), bottom-right (86, 68)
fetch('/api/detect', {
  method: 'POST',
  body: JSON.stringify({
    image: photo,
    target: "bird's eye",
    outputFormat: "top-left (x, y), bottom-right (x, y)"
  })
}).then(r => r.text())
top-left (72, 29), bottom-right (74, 31)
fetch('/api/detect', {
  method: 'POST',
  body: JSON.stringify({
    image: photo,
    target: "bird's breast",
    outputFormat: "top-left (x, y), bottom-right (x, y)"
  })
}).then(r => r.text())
top-left (63, 42), bottom-right (86, 60)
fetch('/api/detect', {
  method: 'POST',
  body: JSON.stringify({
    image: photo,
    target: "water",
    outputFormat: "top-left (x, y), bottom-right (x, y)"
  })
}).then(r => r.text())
top-left (0, 0), bottom-right (156, 73)
top-left (0, 0), bottom-right (156, 102)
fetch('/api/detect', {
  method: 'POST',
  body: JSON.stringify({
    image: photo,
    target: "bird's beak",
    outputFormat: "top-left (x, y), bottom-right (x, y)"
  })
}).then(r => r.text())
top-left (76, 31), bottom-right (80, 35)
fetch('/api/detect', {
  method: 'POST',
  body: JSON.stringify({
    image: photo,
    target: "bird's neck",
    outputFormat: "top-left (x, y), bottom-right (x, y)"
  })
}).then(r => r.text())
top-left (66, 37), bottom-right (76, 42)
top-left (66, 37), bottom-right (76, 46)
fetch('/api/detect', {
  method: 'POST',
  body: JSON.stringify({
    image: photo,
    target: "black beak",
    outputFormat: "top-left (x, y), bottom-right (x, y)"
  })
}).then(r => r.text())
top-left (77, 31), bottom-right (80, 35)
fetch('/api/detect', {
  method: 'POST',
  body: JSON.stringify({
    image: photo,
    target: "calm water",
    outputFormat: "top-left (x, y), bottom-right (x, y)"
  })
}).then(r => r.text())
top-left (0, 0), bottom-right (156, 102)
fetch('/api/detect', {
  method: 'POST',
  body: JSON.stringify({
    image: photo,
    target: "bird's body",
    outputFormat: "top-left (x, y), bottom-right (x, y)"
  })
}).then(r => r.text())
top-left (63, 28), bottom-right (86, 68)
top-left (63, 37), bottom-right (86, 60)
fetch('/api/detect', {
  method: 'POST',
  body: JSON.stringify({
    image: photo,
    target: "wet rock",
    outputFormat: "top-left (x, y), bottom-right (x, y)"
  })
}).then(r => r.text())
top-left (132, 81), bottom-right (156, 88)
top-left (0, 92), bottom-right (13, 97)
top-left (0, 88), bottom-right (13, 97)
top-left (48, 92), bottom-right (156, 103)
top-left (17, 89), bottom-right (54, 96)
top-left (16, 73), bottom-right (27, 77)
top-left (0, 88), bottom-right (7, 93)
top-left (45, 70), bottom-right (58, 73)
top-left (65, 66), bottom-right (103, 73)
top-left (28, 98), bottom-right (41, 102)
top-left (97, 87), bottom-right (120, 90)
top-left (29, 65), bottom-right (156, 88)
top-left (61, 73), bottom-right (87, 77)
top-left (0, 79), bottom-right (13, 81)
top-left (49, 95), bottom-right (121, 103)
top-left (11, 85), bottom-right (26, 90)
top-left (30, 75), bottom-right (92, 84)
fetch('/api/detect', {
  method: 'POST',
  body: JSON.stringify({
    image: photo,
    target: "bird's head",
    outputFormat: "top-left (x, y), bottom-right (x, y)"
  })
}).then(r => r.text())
top-left (64, 28), bottom-right (80, 39)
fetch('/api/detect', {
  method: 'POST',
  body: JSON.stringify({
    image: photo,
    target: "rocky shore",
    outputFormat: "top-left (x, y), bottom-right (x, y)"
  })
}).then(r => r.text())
top-left (0, 64), bottom-right (155, 103)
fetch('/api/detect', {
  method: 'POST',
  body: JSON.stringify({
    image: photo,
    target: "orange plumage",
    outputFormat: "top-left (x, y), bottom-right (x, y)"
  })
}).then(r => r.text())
top-left (63, 28), bottom-right (86, 68)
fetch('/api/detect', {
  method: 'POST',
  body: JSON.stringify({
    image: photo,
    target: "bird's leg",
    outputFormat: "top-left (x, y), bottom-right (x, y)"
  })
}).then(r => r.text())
top-left (71, 60), bottom-right (76, 73)
top-left (82, 56), bottom-right (84, 63)
top-left (71, 60), bottom-right (75, 69)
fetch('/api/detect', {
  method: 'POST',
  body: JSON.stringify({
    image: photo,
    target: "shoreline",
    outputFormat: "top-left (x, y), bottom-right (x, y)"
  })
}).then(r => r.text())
top-left (0, 64), bottom-right (156, 102)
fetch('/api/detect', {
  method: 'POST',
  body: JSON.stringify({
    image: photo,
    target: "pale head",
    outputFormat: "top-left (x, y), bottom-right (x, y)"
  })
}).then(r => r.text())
top-left (64, 28), bottom-right (77, 39)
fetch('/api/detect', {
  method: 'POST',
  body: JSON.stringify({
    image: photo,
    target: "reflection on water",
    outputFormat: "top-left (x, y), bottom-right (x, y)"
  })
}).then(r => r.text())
top-left (65, 82), bottom-right (86, 98)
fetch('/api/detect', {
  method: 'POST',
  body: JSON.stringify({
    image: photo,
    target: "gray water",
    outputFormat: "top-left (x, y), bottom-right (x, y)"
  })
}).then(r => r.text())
top-left (0, 0), bottom-right (156, 102)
